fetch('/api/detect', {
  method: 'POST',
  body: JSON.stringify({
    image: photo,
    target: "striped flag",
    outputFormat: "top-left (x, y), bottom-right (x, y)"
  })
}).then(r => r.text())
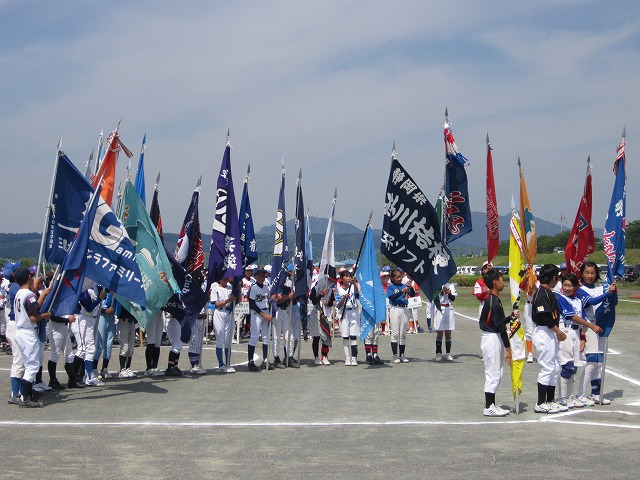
top-left (518, 157), bottom-right (537, 295)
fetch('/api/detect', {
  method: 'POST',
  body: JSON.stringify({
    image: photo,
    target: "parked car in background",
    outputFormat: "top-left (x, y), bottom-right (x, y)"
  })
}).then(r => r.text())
top-left (623, 264), bottom-right (640, 283)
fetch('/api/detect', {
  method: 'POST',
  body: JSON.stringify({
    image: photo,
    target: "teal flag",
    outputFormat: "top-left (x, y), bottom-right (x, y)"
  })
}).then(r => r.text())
top-left (115, 181), bottom-right (180, 329)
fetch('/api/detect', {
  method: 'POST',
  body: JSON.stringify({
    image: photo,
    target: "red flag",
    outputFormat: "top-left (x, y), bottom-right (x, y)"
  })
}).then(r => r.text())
top-left (92, 129), bottom-right (133, 206)
top-left (565, 158), bottom-right (595, 275)
top-left (485, 135), bottom-right (499, 263)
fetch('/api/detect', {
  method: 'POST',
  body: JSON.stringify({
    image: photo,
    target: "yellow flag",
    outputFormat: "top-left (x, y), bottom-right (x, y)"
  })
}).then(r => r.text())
top-left (508, 203), bottom-right (526, 399)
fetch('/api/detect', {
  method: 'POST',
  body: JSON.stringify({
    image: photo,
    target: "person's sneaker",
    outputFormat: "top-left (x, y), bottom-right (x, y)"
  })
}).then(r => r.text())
top-left (350, 358), bottom-right (358, 366)
top-left (567, 396), bottom-right (584, 408)
top-left (248, 362), bottom-right (260, 372)
top-left (526, 353), bottom-right (534, 363)
top-left (345, 358), bottom-right (352, 366)
top-left (321, 357), bottom-right (331, 366)
top-left (35, 382), bottom-right (52, 392)
top-left (577, 394), bottom-right (596, 406)
top-left (8, 396), bottom-right (23, 406)
top-left (85, 376), bottom-right (104, 387)
top-left (48, 379), bottom-right (66, 390)
top-left (225, 366), bottom-right (236, 373)
top-left (393, 355), bottom-right (401, 364)
top-left (373, 355), bottom-right (384, 365)
top-left (496, 405), bottom-right (510, 415)
top-left (127, 368), bottom-right (137, 378)
top-left (557, 397), bottom-right (572, 410)
top-left (67, 380), bottom-right (85, 389)
top-left (119, 369), bottom-right (129, 378)
top-left (434, 353), bottom-right (442, 361)
top-left (550, 401), bottom-right (569, 412)
top-left (273, 357), bottom-right (284, 369)
top-left (400, 355), bottom-right (409, 363)
top-left (288, 357), bottom-right (299, 368)
top-left (534, 402), bottom-right (560, 414)
top-left (261, 360), bottom-right (270, 371)
top-left (483, 404), bottom-right (509, 417)
top-left (427, 327), bottom-right (434, 333)
top-left (314, 357), bottom-right (322, 366)
top-left (366, 356), bottom-right (374, 365)
top-left (417, 326), bottom-right (425, 333)
top-left (190, 365), bottom-right (207, 375)
top-left (592, 394), bottom-right (611, 405)
top-left (21, 397), bottom-right (45, 408)
top-left (32, 384), bottom-right (44, 393)
top-left (442, 354), bottom-right (453, 362)
top-left (100, 368), bottom-right (112, 379)
top-left (165, 366), bottom-right (183, 377)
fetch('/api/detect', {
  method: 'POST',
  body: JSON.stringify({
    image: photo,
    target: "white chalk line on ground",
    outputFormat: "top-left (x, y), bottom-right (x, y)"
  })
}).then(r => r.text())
top-left (1, 408), bottom-right (639, 429)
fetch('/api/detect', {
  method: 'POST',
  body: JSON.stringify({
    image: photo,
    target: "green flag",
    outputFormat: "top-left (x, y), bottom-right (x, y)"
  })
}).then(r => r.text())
top-left (115, 181), bottom-right (180, 329)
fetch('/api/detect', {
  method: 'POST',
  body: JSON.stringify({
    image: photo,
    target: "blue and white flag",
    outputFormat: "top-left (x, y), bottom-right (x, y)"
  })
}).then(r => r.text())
top-left (444, 119), bottom-right (472, 243)
top-left (207, 141), bottom-right (242, 286)
top-left (43, 184), bottom-right (103, 317)
top-left (134, 133), bottom-right (146, 207)
top-left (238, 165), bottom-right (258, 268)
top-left (270, 166), bottom-right (289, 296)
top-left (358, 226), bottom-right (387, 341)
top-left (115, 181), bottom-right (180, 329)
top-left (381, 157), bottom-right (457, 301)
top-left (45, 153), bottom-right (93, 264)
top-left (599, 131), bottom-right (626, 336)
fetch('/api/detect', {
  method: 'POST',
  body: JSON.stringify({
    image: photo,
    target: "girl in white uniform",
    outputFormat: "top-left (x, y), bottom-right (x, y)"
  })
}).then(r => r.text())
top-left (433, 283), bottom-right (457, 361)
top-left (336, 270), bottom-right (360, 366)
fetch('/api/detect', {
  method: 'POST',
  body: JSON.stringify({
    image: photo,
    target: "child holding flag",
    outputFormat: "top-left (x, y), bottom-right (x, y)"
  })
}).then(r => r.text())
top-left (479, 268), bottom-right (514, 417)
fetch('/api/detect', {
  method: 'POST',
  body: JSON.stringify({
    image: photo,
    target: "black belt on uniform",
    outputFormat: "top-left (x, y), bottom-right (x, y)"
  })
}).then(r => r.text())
top-left (571, 324), bottom-right (580, 330)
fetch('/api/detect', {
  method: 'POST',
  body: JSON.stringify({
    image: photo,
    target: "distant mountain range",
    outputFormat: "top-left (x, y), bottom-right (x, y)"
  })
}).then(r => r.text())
top-left (0, 212), bottom-right (580, 263)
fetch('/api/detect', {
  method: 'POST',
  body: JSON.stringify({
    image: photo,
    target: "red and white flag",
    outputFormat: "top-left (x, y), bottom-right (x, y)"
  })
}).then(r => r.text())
top-left (564, 158), bottom-right (595, 275)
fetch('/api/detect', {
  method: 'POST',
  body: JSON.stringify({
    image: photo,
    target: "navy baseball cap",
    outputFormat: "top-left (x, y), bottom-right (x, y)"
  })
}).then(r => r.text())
top-left (2, 261), bottom-right (22, 279)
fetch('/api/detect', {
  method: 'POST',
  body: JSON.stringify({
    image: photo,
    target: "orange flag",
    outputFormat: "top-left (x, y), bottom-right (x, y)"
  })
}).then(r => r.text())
top-left (92, 129), bottom-right (133, 206)
top-left (518, 157), bottom-right (537, 294)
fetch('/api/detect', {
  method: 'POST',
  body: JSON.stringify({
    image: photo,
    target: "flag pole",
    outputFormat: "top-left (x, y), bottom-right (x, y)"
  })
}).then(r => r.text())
top-left (36, 138), bottom-right (63, 278)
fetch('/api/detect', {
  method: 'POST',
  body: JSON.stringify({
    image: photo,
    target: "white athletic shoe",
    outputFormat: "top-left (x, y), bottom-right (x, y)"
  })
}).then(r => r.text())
top-left (442, 354), bottom-right (453, 362)
top-left (393, 355), bottom-right (401, 364)
top-left (577, 394), bottom-right (596, 406)
top-left (119, 369), bottom-right (129, 379)
top-left (345, 358), bottom-right (352, 366)
top-left (321, 357), bottom-right (331, 366)
top-left (483, 404), bottom-right (509, 417)
top-left (496, 405), bottom-right (510, 415)
top-left (350, 358), bottom-right (358, 366)
top-left (591, 394), bottom-right (611, 405)
top-left (400, 355), bottom-right (409, 363)
top-left (568, 396), bottom-right (584, 408)
top-left (126, 368), bottom-right (137, 378)
top-left (33, 384), bottom-right (44, 393)
top-left (190, 365), bottom-right (207, 375)
top-left (550, 401), bottom-right (569, 412)
top-left (100, 368), bottom-right (111, 379)
top-left (434, 353), bottom-right (442, 362)
top-left (534, 402), bottom-right (560, 414)
top-left (557, 398), bottom-right (572, 410)
top-left (225, 366), bottom-right (236, 373)
top-left (35, 382), bottom-right (52, 391)
top-left (526, 353), bottom-right (534, 363)
top-left (85, 376), bottom-right (104, 387)
top-left (314, 357), bottom-right (321, 366)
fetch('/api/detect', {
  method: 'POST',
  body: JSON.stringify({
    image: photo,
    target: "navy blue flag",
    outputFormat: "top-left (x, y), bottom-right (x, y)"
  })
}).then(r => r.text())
top-left (599, 132), bottom-right (626, 336)
top-left (238, 165), bottom-right (258, 268)
top-left (45, 153), bottom-right (93, 264)
top-left (444, 121), bottom-right (472, 243)
top-left (358, 226), bottom-right (387, 341)
top-left (293, 170), bottom-right (308, 300)
top-left (43, 184), bottom-right (103, 318)
top-left (207, 142), bottom-right (242, 286)
top-left (381, 157), bottom-right (457, 301)
top-left (175, 182), bottom-right (205, 277)
top-left (270, 167), bottom-right (289, 296)
top-left (134, 133), bottom-right (146, 207)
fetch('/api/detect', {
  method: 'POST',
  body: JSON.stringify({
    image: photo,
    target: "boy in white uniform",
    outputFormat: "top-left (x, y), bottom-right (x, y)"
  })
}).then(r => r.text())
top-left (433, 283), bottom-right (457, 361)
top-left (335, 270), bottom-right (360, 366)
top-left (247, 268), bottom-right (272, 371)
top-left (211, 276), bottom-right (236, 373)
top-left (12, 266), bottom-right (51, 407)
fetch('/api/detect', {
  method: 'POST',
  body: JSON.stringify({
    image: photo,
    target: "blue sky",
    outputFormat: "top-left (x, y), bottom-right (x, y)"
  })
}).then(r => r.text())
top-left (1, 1), bottom-right (639, 237)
